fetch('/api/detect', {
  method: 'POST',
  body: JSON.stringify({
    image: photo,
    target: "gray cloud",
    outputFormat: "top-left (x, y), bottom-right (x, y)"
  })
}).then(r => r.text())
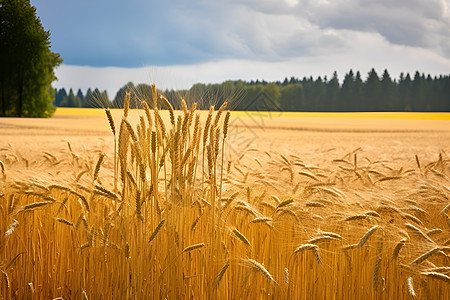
top-left (32, 0), bottom-right (450, 67)
top-left (296, 0), bottom-right (450, 55)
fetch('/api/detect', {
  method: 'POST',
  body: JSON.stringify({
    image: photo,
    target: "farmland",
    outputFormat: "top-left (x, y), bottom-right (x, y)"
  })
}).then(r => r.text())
top-left (1, 100), bottom-right (449, 299)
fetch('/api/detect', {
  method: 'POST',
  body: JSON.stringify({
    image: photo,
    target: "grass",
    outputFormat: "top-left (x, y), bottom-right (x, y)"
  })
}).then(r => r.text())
top-left (1, 86), bottom-right (449, 299)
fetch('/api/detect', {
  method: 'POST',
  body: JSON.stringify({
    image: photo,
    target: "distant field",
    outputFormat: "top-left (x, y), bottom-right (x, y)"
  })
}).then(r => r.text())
top-left (55, 107), bottom-right (450, 120)
top-left (1, 106), bottom-right (449, 298)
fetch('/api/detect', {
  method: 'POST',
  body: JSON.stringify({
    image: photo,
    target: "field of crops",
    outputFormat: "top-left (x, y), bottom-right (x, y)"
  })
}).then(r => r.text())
top-left (1, 89), bottom-right (449, 299)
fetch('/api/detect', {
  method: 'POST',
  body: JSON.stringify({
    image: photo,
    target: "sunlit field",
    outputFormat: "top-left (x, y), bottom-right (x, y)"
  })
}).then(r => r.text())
top-left (1, 91), bottom-right (449, 299)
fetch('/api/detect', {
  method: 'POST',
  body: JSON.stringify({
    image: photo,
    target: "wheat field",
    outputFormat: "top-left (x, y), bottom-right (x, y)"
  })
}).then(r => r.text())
top-left (1, 85), bottom-right (449, 299)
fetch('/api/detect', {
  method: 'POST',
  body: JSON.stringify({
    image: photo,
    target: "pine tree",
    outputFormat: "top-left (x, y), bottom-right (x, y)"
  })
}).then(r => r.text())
top-left (380, 69), bottom-right (396, 111)
top-left (76, 89), bottom-right (84, 105)
top-left (83, 88), bottom-right (95, 107)
top-left (364, 69), bottom-right (381, 111)
top-left (340, 70), bottom-right (355, 111)
top-left (326, 71), bottom-right (340, 111)
top-left (352, 71), bottom-right (364, 111)
top-left (54, 88), bottom-right (67, 107)
top-left (411, 71), bottom-right (426, 111)
top-left (60, 89), bottom-right (82, 107)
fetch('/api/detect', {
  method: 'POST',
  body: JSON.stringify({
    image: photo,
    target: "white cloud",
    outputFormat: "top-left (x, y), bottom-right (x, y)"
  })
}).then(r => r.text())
top-left (54, 31), bottom-right (450, 97)
top-left (39, 0), bottom-right (450, 96)
top-left (34, 0), bottom-right (450, 68)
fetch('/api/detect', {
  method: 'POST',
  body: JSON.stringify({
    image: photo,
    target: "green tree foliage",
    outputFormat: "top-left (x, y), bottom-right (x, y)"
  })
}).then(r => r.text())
top-left (76, 89), bottom-right (84, 104)
top-left (353, 71), bottom-right (365, 111)
top-left (60, 89), bottom-right (82, 107)
top-left (326, 71), bottom-right (340, 111)
top-left (54, 88), bottom-right (67, 107)
top-left (411, 71), bottom-right (426, 111)
top-left (380, 69), bottom-right (396, 110)
top-left (113, 82), bottom-right (138, 108)
top-left (83, 88), bottom-right (95, 108)
top-left (0, 0), bottom-right (62, 117)
top-left (340, 69), bottom-right (354, 111)
top-left (364, 68), bottom-right (381, 111)
top-left (280, 83), bottom-right (304, 111)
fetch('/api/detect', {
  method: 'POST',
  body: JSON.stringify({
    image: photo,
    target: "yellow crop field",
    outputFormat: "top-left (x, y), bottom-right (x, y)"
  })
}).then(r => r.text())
top-left (1, 90), bottom-right (449, 299)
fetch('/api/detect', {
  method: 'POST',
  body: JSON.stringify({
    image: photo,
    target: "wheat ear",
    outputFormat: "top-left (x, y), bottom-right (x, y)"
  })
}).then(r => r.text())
top-left (245, 258), bottom-right (275, 283)
top-left (356, 225), bottom-right (380, 248)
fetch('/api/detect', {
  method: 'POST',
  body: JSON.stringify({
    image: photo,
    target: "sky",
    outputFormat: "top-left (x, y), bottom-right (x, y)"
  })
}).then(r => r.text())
top-left (31, 0), bottom-right (450, 97)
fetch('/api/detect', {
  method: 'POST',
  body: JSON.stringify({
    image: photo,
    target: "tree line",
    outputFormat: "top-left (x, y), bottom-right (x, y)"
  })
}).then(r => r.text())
top-left (55, 68), bottom-right (450, 112)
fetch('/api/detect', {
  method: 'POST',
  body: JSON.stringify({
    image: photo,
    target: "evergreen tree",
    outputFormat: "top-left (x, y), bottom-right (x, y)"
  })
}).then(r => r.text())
top-left (83, 88), bottom-right (96, 108)
top-left (352, 71), bottom-right (364, 111)
top-left (441, 76), bottom-right (450, 111)
top-left (398, 73), bottom-right (412, 111)
top-left (364, 69), bottom-right (381, 111)
top-left (411, 71), bottom-right (426, 111)
top-left (76, 89), bottom-right (84, 105)
top-left (60, 89), bottom-right (82, 107)
top-left (91, 88), bottom-right (110, 108)
top-left (313, 77), bottom-right (326, 111)
top-left (54, 88), bottom-right (67, 107)
top-left (326, 71), bottom-right (340, 111)
top-left (380, 69), bottom-right (396, 111)
top-left (280, 83), bottom-right (304, 111)
top-left (340, 69), bottom-right (355, 111)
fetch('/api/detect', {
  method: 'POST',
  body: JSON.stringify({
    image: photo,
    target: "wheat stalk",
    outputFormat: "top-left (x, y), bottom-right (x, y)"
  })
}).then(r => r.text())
top-left (232, 228), bottom-right (251, 246)
top-left (244, 258), bottom-right (275, 283)
top-left (149, 220), bottom-right (165, 242)
top-left (308, 235), bottom-right (339, 244)
top-left (373, 255), bottom-right (382, 291)
top-left (93, 153), bottom-right (105, 181)
top-left (213, 260), bottom-right (230, 289)
top-left (56, 218), bottom-right (73, 226)
top-left (183, 243), bottom-right (205, 253)
top-left (105, 109), bottom-right (115, 135)
top-left (406, 277), bottom-right (417, 299)
top-left (392, 238), bottom-right (406, 260)
top-left (123, 91), bottom-right (130, 118)
top-left (355, 225), bottom-right (380, 248)
top-left (405, 223), bottom-right (434, 243)
top-left (411, 247), bottom-right (440, 266)
top-left (422, 272), bottom-right (450, 283)
top-left (294, 243), bottom-right (318, 253)
top-left (158, 95), bottom-right (175, 127)
top-left (320, 231), bottom-right (343, 240)
top-left (23, 201), bottom-right (51, 210)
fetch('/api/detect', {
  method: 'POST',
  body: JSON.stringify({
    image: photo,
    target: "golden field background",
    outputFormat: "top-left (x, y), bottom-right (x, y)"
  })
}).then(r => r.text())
top-left (0, 106), bottom-right (449, 299)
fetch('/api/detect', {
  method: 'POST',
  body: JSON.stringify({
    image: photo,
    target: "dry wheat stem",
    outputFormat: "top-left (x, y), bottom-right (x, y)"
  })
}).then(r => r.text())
top-left (406, 277), bottom-right (417, 299)
top-left (183, 243), bottom-right (206, 253)
top-left (214, 260), bottom-right (230, 289)
top-left (392, 238), bottom-right (407, 260)
top-left (356, 225), bottom-right (380, 248)
top-left (411, 247), bottom-right (440, 266)
top-left (149, 219), bottom-right (165, 242)
top-left (245, 259), bottom-right (275, 283)
top-left (422, 272), bottom-right (450, 283)
top-left (232, 228), bottom-right (251, 246)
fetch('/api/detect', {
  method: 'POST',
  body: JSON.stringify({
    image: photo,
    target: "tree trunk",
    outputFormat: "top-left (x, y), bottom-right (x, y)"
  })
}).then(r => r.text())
top-left (1, 78), bottom-right (5, 116)
top-left (18, 74), bottom-right (23, 117)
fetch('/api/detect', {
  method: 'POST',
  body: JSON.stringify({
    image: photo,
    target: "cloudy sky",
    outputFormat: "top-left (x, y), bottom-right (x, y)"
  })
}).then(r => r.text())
top-left (32, 0), bottom-right (450, 97)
